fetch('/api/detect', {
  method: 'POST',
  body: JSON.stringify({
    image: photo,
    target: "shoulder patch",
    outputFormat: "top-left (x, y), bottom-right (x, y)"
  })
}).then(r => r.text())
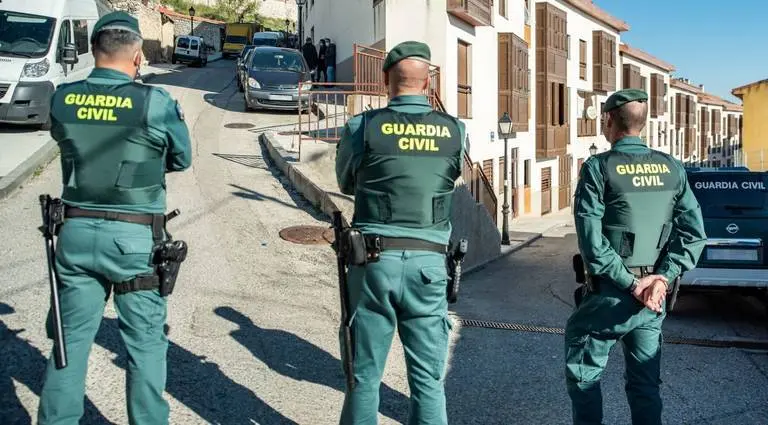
top-left (175, 100), bottom-right (185, 121)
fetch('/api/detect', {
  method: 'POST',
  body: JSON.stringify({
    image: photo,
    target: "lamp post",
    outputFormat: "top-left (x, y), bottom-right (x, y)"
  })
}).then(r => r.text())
top-left (188, 6), bottom-right (195, 36)
top-left (589, 143), bottom-right (598, 156)
top-left (498, 112), bottom-right (515, 245)
top-left (296, 0), bottom-right (306, 46)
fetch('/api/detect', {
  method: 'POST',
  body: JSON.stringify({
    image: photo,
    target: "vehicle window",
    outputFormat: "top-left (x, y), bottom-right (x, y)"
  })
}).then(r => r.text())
top-left (250, 51), bottom-right (306, 72)
top-left (0, 11), bottom-right (56, 59)
top-left (190, 39), bottom-right (199, 49)
top-left (688, 171), bottom-right (768, 218)
top-left (177, 37), bottom-right (189, 49)
top-left (240, 46), bottom-right (254, 59)
top-left (253, 38), bottom-right (277, 46)
top-left (226, 35), bottom-right (248, 44)
top-left (73, 19), bottom-right (88, 55)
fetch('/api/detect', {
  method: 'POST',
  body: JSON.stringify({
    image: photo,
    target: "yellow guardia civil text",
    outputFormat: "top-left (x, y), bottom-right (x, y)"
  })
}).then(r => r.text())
top-left (380, 122), bottom-right (453, 152)
top-left (615, 163), bottom-right (672, 187)
top-left (64, 93), bottom-right (134, 122)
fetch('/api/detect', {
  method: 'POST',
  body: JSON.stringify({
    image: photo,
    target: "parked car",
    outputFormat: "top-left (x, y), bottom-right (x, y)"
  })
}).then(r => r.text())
top-left (243, 47), bottom-right (312, 112)
top-left (236, 45), bottom-right (256, 92)
top-left (673, 166), bottom-right (768, 312)
top-left (172, 35), bottom-right (208, 67)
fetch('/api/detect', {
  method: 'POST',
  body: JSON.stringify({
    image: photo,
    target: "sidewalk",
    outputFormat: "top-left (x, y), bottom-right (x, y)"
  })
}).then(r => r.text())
top-left (511, 207), bottom-right (575, 237)
top-left (259, 130), bottom-right (554, 273)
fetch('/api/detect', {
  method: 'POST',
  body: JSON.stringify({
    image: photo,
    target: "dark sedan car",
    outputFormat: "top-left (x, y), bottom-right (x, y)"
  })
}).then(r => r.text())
top-left (243, 47), bottom-right (312, 112)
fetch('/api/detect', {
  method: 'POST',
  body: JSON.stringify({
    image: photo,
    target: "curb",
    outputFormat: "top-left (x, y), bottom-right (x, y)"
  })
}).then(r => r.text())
top-left (260, 130), bottom-right (540, 272)
top-left (0, 139), bottom-right (59, 201)
top-left (259, 132), bottom-right (350, 227)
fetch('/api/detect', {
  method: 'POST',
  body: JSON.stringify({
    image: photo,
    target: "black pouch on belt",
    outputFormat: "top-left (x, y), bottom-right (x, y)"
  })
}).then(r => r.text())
top-left (342, 228), bottom-right (368, 266)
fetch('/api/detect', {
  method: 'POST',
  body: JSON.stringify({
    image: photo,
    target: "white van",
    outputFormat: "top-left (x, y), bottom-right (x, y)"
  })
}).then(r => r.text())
top-left (252, 31), bottom-right (283, 47)
top-left (0, 0), bottom-right (102, 129)
top-left (171, 35), bottom-right (208, 67)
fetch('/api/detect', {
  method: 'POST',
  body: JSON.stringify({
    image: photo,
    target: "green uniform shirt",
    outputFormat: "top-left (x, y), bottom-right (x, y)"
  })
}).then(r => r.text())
top-left (52, 68), bottom-right (192, 214)
top-left (574, 136), bottom-right (706, 289)
top-left (335, 95), bottom-right (466, 245)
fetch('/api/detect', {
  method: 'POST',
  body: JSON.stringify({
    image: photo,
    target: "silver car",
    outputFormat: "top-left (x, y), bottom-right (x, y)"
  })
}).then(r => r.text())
top-left (244, 47), bottom-right (312, 112)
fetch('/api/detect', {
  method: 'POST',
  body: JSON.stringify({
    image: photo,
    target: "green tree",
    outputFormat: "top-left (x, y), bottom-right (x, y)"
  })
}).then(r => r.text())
top-left (159, 0), bottom-right (260, 23)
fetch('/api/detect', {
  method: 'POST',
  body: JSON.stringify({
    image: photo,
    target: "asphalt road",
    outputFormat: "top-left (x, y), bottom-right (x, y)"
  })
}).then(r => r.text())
top-left (451, 231), bottom-right (768, 424)
top-left (1, 61), bottom-right (767, 424)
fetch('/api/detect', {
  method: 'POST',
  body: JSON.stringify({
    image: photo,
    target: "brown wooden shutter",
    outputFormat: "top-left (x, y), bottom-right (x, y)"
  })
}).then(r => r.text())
top-left (498, 33), bottom-right (511, 122)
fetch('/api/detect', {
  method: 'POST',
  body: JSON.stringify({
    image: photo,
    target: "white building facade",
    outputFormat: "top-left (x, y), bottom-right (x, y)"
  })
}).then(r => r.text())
top-left (618, 43), bottom-right (674, 156)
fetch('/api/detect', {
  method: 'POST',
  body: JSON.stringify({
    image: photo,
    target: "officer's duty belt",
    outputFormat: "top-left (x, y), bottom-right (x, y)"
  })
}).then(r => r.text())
top-left (65, 207), bottom-right (156, 225)
top-left (65, 206), bottom-right (165, 243)
top-left (113, 274), bottom-right (160, 295)
top-left (627, 266), bottom-right (651, 278)
top-left (364, 235), bottom-right (447, 253)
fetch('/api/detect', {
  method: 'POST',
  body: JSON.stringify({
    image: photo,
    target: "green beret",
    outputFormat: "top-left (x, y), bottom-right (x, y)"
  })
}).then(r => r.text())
top-left (602, 89), bottom-right (648, 113)
top-left (90, 11), bottom-right (142, 43)
top-left (382, 41), bottom-right (431, 72)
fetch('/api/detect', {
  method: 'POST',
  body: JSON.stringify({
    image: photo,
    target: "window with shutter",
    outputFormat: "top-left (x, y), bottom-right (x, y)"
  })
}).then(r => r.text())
top-left (579, 39), bottom-right (586, 80)
top-left (457, 40), bottom-right (472, 118)
top-left (499, 0), bottom-right (506, 17)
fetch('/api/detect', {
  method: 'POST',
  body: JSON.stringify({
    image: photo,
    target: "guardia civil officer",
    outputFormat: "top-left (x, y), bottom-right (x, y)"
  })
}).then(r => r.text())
top-left (565, 89), bottom-right (706, 425)
top-left (335, 41), bottom-right (464, 425)
top-left (37, 12), bottom-right (191, 425)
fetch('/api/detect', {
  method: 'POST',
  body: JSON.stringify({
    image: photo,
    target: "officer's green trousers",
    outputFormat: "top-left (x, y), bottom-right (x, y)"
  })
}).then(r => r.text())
top-left (564, 282), bottom-right (665, 425)
top-left (339, 250), bottom-right (451, 425)
top-left (38, 218), bottom-right (169, 425)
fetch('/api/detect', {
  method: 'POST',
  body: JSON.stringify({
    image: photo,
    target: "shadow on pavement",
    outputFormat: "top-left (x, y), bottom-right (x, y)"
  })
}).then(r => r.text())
top-left (214, 306), bottom-right (410, 423)
top-left (94, 317), bottom-right (297, 424)
top-left (0, 302), bottom-right (114, 425)
top-left (229, 183), bottom-right (303, 211)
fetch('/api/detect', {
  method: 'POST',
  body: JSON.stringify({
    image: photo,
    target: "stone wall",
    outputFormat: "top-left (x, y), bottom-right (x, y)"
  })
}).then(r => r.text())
top-left (137, 6), bottom-right (175, 63)
top-left (171, 18), bottom-right (225, 53)
top-left (95, 0), bottom-right (175, 64)
top-left (258, 0), bottom-right (297, 21)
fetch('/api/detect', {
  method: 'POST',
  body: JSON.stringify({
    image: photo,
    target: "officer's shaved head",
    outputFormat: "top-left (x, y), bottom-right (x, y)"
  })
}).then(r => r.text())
top-left (93, 29), bottom-right (143, 59)
top-left (604, 100), bottom-right (647, 142)
top-left (92, 29), bottom-right (143, 79)
top-left (385, 58), bottom-right (430, 97)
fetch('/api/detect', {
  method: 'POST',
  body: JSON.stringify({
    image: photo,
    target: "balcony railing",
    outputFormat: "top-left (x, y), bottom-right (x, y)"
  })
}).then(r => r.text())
top-left (447, 0), bottom-right (492, 26)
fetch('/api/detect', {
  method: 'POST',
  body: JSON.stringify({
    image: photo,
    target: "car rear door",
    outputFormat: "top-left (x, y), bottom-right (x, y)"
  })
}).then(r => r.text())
top-left (687, 170), bottom-right (768, 271)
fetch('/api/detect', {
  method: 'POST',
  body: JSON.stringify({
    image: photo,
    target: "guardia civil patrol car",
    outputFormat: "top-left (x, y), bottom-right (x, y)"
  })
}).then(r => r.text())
top-left (677, 167), bottom-right (768, 310)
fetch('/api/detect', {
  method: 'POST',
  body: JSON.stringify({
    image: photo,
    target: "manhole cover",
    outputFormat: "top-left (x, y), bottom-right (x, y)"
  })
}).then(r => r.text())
top-left (224, 122), bottom-right (255, 129)
top-left (279, 225), bottom-right (334, 245)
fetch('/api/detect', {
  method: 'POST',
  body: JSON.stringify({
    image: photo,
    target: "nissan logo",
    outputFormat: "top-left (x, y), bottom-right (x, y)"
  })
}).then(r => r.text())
top-left (726, 223), bottom-right (739, 234)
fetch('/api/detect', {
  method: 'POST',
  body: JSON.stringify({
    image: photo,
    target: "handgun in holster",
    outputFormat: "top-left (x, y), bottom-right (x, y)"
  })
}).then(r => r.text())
top-left (572, 253), bottom-right (597, 306)
top-left (447, 239), bottom-right (468, 304)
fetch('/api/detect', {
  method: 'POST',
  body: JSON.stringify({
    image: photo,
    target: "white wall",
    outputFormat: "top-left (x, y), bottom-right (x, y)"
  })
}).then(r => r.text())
top-left (302, 0), bottom-right (376, 64)
top-left (619, 54), bottom-right (672, 155)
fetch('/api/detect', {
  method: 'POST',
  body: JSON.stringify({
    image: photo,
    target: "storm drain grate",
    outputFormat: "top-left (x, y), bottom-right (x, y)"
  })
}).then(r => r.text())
top-left (279, 225), bottom-right (334, 245)
top-left (457, 318), bottom-right (768, 350)
top-left (224, 122), bottom-right (255, 129)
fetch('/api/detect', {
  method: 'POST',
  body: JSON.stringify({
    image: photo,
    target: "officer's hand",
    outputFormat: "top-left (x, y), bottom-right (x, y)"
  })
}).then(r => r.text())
top-left (632, 274), bottom-right (667, 303)
top-left (642, 280), bottom-right (668, 313)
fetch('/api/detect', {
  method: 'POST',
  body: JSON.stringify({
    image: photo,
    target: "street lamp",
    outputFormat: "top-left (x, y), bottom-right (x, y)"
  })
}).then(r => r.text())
top-left (589, 143), bottom-right (598, 156)
top-left (188, 6), bottom-right (195, 36)
top-left (296, 0), bottom-right (306, 46)
top-left (498, 112), bottom-right (515, 246)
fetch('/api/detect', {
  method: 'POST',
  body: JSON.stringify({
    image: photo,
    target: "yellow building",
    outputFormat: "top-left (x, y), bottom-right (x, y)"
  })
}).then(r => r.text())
top-left (732, 79), bottom-right (768, 171)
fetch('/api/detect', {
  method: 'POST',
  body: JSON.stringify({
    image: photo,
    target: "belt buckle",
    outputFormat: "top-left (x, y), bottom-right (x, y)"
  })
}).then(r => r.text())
top-left (105, 211), bottom-right (120, 221)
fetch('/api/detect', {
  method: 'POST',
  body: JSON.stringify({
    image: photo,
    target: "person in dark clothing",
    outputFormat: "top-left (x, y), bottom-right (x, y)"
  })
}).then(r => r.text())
top-left (302, 37), bottom-right (318, 81)
top-left (325, 38), bottom-right (336, 86)
top-left (317, 39), bottom-right (327, 82)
